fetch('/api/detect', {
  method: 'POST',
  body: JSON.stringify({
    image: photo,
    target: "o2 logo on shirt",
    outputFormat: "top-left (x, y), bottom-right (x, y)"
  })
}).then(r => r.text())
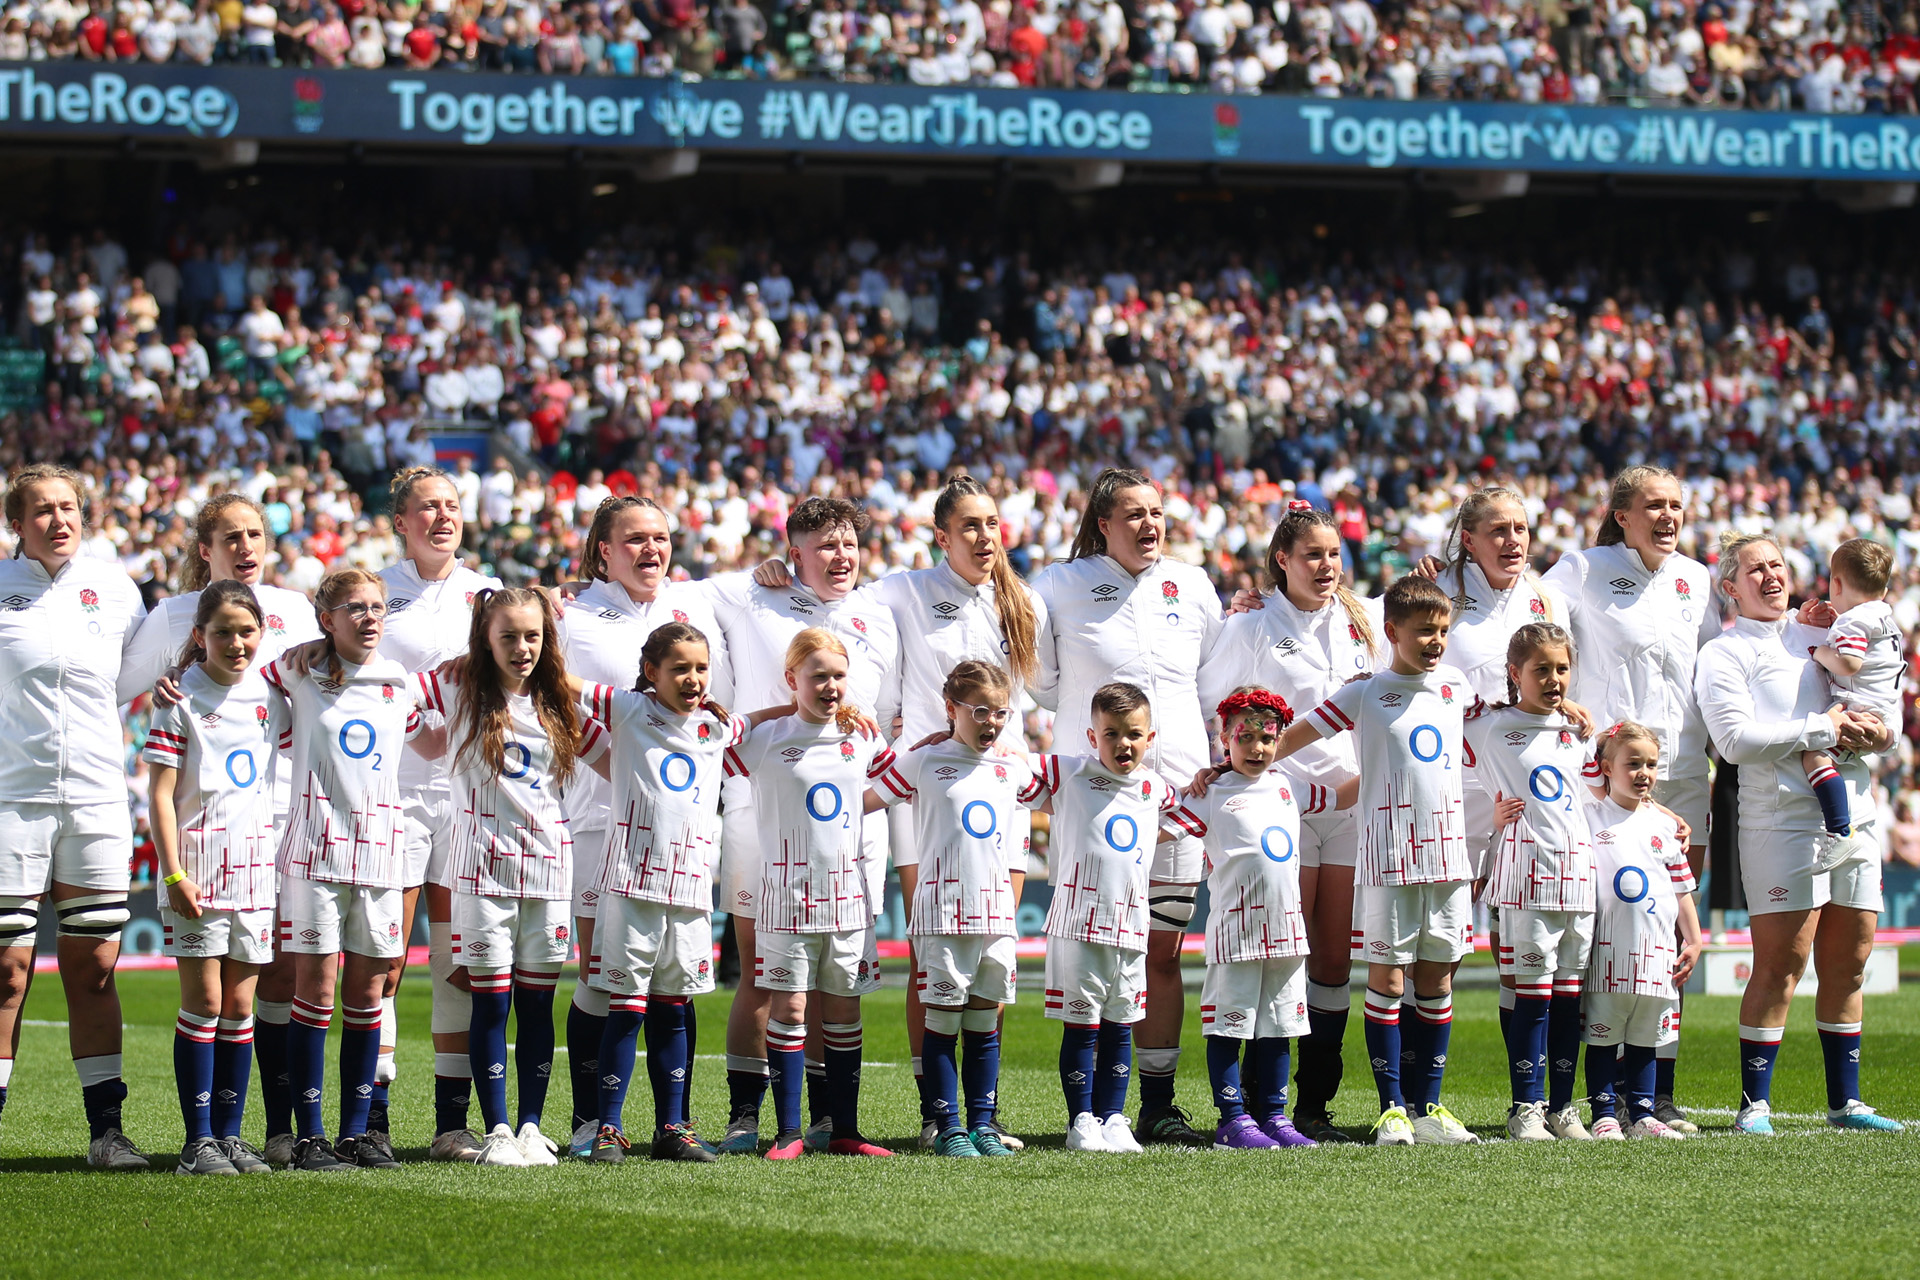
top-left (225, 748), bottom-right (257, 788)
top-left (1259, 825), bottom-right (1294, 863)
top-left (338, 719), bottom-right (381, 770)
top-left (502, 741), bottom-right (539, 787)
top-left (659, 752), bottom-right (696, 793)
top-left (1613, 865), bottom-right (1656, 914)
top-left (1529, 764), bottom-right (1572, 811)
top-left (1104, 813), bottom-right (1139, 855)
top-left (961, 800), bottom-right (998, 839)
top-left (1408, 724), bottom-right (1447, 766)
top-left (805, 783), bottom-right (845, 824)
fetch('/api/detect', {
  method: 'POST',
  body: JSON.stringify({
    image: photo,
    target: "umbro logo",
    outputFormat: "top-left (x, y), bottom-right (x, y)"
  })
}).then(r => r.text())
top-left (1590, 1022), bottom-right (1610, 1035)
top-left (935, 766), bottom-right (958, 778)
top-left (1505, 732), bottom-right (1526, 745)
top-left (931, 601), bottom-right (960, 618)
top-left (781, 747), bottom-right (806, 760)
top-left (388, 598), bottom-right (413, 613)
top-left (1746, 1056), bottom-right (1770, 1069)
top-left (788, 596), bottom-right (816, 614)
top-left (0, 594), bottom-right (30, 610)
top-left (201, 713), bottom-right (222, 726)
top-left (1379, 692), bottom-right (1403, 706)
top-left (599, 609), bottom-right (622, 620)
top-left (1091, 583), bottom-right (1120, 599)
top-left (1608, 578), bottom-right (1636, 593)
top-left (1274, 637), bottom-right (1299, 655)
top-left (647, 715), bottom-right (667, 728)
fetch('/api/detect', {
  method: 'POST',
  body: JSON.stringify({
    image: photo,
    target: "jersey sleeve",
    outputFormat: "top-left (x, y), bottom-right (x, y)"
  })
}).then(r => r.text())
top-left (1693, 637), bottom-right (1837, 765)
top-left (1164, 794), bottom-right (1209, 838)
top-left (1013, 755), bottom-right (1047, 809)
top-left (869, 747), bottom-right (917, 806)
top-left (577, 716), bottom-right (611, 769)
top-left (1543, 550), bottom-right (1586, 633)
top-left (415, 668), bottom-right (451, 716)
top-left (865, 743), bottom-right (898, 781)
top-left (269, 689), bottom-right (293, 755)
top-left (703, 611), bottom-right (736, 708)
top-left (579, 681), bottom-right (617, 725)
top-left (1031, 752), bottom-right (1066, 798)
top-left (723, 719), bottom-right (766, 778)
top-left (1829, 610), bottom-right (1873, 658)
top-left (1307, 677), bottom-right (1366, 739)
top-left (1195, 609), bottom-right (1259, 716)
top-left (1029, 566), bottom-right (1062, 712)
top-left (261, 657), bottom-right (294, 698)
top-left (1288, 772), bottom-right (1333, 814)
top-left (141, 699), bottom-right (190, 770)
top-left (1660, 820), bottom-right (1697, 894)
top-left (725, 713), bottom-right (749, 747)
top-left (117, 599), bottom-right (181, 705)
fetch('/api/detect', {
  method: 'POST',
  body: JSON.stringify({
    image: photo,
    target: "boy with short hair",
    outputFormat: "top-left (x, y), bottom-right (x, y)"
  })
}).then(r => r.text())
top-left (1802, 537), bottom-right (1902, 871)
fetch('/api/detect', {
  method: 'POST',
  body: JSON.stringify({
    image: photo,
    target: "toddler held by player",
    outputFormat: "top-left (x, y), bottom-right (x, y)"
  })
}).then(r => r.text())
top-left (1799, 538), bottom-right (1901, 871)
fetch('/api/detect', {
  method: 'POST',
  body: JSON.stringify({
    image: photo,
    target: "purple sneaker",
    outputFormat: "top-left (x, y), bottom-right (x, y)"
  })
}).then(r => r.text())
top-left (1213, 1115), bottom-right (1282, 1150)
top-left (1259, 1115), bottom-right (1320, 1148)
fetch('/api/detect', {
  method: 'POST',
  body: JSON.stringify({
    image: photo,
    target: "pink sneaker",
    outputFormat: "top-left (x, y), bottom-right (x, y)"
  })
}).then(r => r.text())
top-left (765, 1134), bottom-right (806, 1160)
top-left (827, 1137), bottom-right (894, 1157)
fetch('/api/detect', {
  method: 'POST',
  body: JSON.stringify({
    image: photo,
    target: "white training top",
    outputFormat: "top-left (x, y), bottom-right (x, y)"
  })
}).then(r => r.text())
top-left (557, 577), bottom-right (731, 834)
top-left (1693, 615), bottom-right (1844, 836)
top-left (725, 715), bottom-right (896, 933)
top-left (377, 558), bottom-right (502, 798)
top-left (870, 738), bottom-right (1043, 938)
top-left (1166, 767), bottom-right (1326, 964)
top-left (700, 572), bottom-right (900, 720)
top-left (1307, 665), bottom-right (1473, 887)
top-left (1824, 599), bottom-right (1903, 725)
top-left (1463, 705), bottom-right (1596, 912)
top-left (0, 555), bottom-right (146, 805)
top-left (1434, 562), bottom-right (1570, 704)
top-left (141, 664), bottom-right (284, 912)
top-left (264, 653), bottom-right (422, 889)
top-left (1196, 591), bottom-right (1382, 789)
top-left (1545, 544), bottom-right (1717, 781)
top-left (1035, 752), bottom-right (1178, 953)
top-left (121, 582), bottom-right (322, 699)
top-left (1034, 555), bottom-right (1221, 797)
top-left (419, 667), bottom-right (608, 900)
top-left (1585, 795), bottom-right (1696, 998)
top-left (580, 682), bottom-right (744, 909)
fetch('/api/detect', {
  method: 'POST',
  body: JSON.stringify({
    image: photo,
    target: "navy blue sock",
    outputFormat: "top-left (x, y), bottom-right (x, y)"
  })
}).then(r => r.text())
top-left (680, 999), bottom-right (699, 1128)
top-left (1547, 993), bottom-right (1583, 1112)
top-left (469, 984), bottom-right (513, 1131)
top-left (1361, 989), bottom-right (1404, 1110)
top-left (1738, 1025), bottom-right (1783, 1107)
top-left (922, 1029), bottom-right (960, 1130)
top-left (1295, 983), bottom-right (1349, 1118)
top-left (365, 1082), bottom-right (390, 1134)
top-left (288, 1004), bottom-right (331, 1139)
top-left (80, 1074), bottom-right (129, 1142)
top-left (644, 998), bottom-right (692, 1131)
top-left (337, 1006), bottom-right (382, 1139)
top-left (1622, 1044), bottom-right (1658, 1121)
top-left (212, 1019), bottom-right (253, 1139)
top-left (1585, 1044), bottom-right (1618, 1121)
top-left (514, 982), bottom-right (557, 1128)
top-left (567, 996), bottom-right (606, 1131)
top-left (726, 1059), bottom-right (769, 1121)
top-left (1251, 1037), bottom-right (1289, 1120)
top-left (253, 1008), bottom-right (293, 1137)
top-left (1655, 1053), bottom-right (1677, 1099)
top-left (1817, 1021), bottom-right (1863, 1111)
top-left (1507, 993), bottom-right (1550, 1105)
top-left (1059, 1024), bottom-right (1098, 1121)
top-left (766, 1020), bottom-right (806, 1136)
top-left (598, 1005), bottom-right (644, 1130)
top-left (1095, 1020), bottom-right (1132, 1120)
top-left (826, 1022), bottom-right (866, 1138)
top-left (1809, 763), bottom-right (1851, 835)
top-left (960, 1027), bottom-right (999, 1132)
top-left (803, 1056), bottom-right (827, 1125)
top-left (173, 1012), bottom-right (218, 1141)
top-left (1407, 994), bottom-right (1453, 1113)
top-left (434, 1069), bottom-right (472, 1135)
top-left (1205, 1035), bottom-right (1246, 1120)
top-left (1137, 1044), bottom-right (1174, 1115)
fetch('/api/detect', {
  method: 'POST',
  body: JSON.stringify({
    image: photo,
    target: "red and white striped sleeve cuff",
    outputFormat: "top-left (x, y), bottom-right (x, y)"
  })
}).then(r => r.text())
top-left (1309, 701), bottom-right (1352, 736)
top-left (1166, 805), bottom-right (1206, 837)
top-left (143, 728), bottom-right (187, 762)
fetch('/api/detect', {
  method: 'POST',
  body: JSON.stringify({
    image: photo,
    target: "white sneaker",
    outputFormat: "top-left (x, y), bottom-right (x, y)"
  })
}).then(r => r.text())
top-left (1505, 1101), bottom-right (1553, 1142)
top-left (477, 1123), bottom-right (529, 1166)
top-left (1065, 1111), bottom-right (1112, 1152)
top-left (1628, 1115), bottom-right (1686, 1140)
top-left (1102, 1113), bottom-right (1144, 1153)
top-left (1544, 1105), bottom-right (1593, 1140)
top-left (1372, 1105), bottom-right (1415, 1146)
top-left (1411, 1103), bottom-right (1481, 1144)
top-left (515, 1121), bottom-right (559, 1166)
top-left (429, 1128), bottom-right (484, 1163)
top-left (1590, 1115), bottom-right (1625, 1140)
top-left (1812, 830), bottom-right (1867, 874)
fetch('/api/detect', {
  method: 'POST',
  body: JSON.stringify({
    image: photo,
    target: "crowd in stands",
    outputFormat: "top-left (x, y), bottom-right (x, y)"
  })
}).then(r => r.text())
top-left (7, 0), bottom-right (1920, 111)
top-left (9, 214), bottom-right (1920, 864)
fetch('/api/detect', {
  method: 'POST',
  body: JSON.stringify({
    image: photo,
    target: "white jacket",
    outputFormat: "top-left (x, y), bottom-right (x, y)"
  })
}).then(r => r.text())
top-left (378, 558), bottom-right (503, 797)
top-left (866, 560), bottom-right (1049, 745)
top-left (0, 555), bottom-right (146, 805)
top-left (122, 582), bottom-right (322, 697)
top-left (1693, 614), bottom-right (1842, 834)
top-left (699, 573), bottom-right (901, 726)
top-left (1545, 544), bottom-right (1718, 780)
top-left (1434, 562), bottom-right (1570, 704)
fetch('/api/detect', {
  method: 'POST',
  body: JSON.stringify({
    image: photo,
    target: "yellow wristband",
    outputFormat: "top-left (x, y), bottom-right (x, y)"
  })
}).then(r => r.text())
top-left (163, 870), bottom-right (186, 886)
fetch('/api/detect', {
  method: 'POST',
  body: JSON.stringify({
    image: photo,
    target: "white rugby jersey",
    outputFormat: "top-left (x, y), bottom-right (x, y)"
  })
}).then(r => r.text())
top-left (1464, 705), bottom-right (1596, 912)
top-left (265, 653), bottom-right (422, 889)
top-left (1824, 599), bottom-right (1903, 724)
top-left (1434, 563), bottom-right (1569, 703)
top-left (419, 669), bottom-right (609, 900)
top-left (121, 583), bottom-right (321, 698)
top-left (581, 682), bottom-right (744, 909)
top-left (1166, 767), bottom-right (1325, 964)
top-left (558, 577), bottom-right (731, 833)
top-left (1034, 555), bottom-right (1222, 799)
top-left (0, 554), bottom-right (146, 805)
top-left (141, 665), bottom-right (284, 912)
top-left (1585, 795), bottom-right (1696, 997)
top-left (870, 738), bottom-right (1043, 938)
top-left (1545, 544), bottom-right (1717, 781)
top-left (1693, 616), bottom-right (1843, 834)
top-left (1308, 666), bottom-right (1473, 887)
top-left (1196, 591), bottom-right (1382, 789)
top-left (377, 559), bottom-right (502, 798)
top-left (725, 716), bottom-right (896, 933)
top-left (866, 561), bottom-right (1049, 744)
top-left (1036, 753), bottom-right (1178, 953)
top-left (700, 572), bottom-right (900, 719)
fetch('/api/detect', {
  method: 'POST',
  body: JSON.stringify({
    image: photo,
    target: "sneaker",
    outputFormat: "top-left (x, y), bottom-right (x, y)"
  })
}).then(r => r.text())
top-left (1545, 1105), bottom-right (1593, 1140)
top-left (569, 1119), bottom-right (600, 1160)
top-left (1505, 1101), bottom-right (1553, 1142)
top-left (591, 1125), bottom-right (630, 1164)
top-left (831, 1135), bottom-right (897, 1157)
top-left (337, 1132), bottom-right (401, 1169)
top-left (802, 1116), bottom-right (834, 1153)
top-left (1065, 1111), bottom-right (1112, 1152)
top-left (1590, 1116), bottom-right (1625, 1141)
top-left (1292, 1112), bottom-right (1355, 1144)
top-left (981, 1118), bottom-right (1025, 1151)
top-left (932, 1126), bottom-right (981, 1157)
top-left (1828, 1100), bottom-right (1906, 1132)
top-left (289, 1135), bottom-right (353, 1171)
top-left (651, 1123), bottom-right (719, 1163)
top-left (716, 1113), bottom-right (761, 1155)
top-left (1812, 830), bottom-right (1867, 874)
top-left (1213, 1114), bottom-right (1281, 1150)
top-left (86, 1128), bottom-right (151, 1171)
top-left (516, 1122), bottom-right (559, 1166)
top-left (1258, 1116), bottom-right (1319, 1148)
top-left (1137, 1104), bottom-right (1208, 1148)
top-left (966, 1128), bottom-right (1013, 1157)
top-left (1628, 1115), bottom-right (1686, 1140)
top-left (1372, 1105), bottom-right (1415, 1146)
top-left (765, 1131), bottom-right (805, 1160)
top-left (1652, 1097), bottom-right (1698, 1134)
top-left (918, 1120), bottom-right (940, 1151)
top-left (263, 1132), bottom-right (296, 1168)
top-left (428, 1128), bottom-right (483, 1163)
top-left (1734, 1101), bottom-right (1776, 1136)
top-left (176, 1135), bottom-right (239, 1176)
top-left (219, 1136), bottom-right (272, 1173)
top-left (475, 1123), bottom-right (528, 1167)
top-left (1098, 1113), bottom-right (1136, 1159)
top-left (1412, 1103), bottom-right (1481, 1145)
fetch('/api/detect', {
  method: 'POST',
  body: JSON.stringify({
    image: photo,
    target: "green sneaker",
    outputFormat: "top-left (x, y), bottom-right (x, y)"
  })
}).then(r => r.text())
top-left (932, 1127), bottom-right (981, 1157)
top-left (969, 1126), bottom-right (1016, 1156)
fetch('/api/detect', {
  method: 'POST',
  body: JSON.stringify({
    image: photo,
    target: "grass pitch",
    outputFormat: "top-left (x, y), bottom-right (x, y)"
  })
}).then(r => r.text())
top-left (4, 954), bottom-right (1919, 1280)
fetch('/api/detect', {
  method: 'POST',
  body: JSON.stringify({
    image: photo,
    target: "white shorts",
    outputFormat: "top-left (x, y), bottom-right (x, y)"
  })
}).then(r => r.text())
top-left (0, 800), bottom-right (131, 895)
top-left (162, 904), bottom-right (274, 964)
top-left (914, 932), bottom-right (1017, 1008)
top-left (1740, 819), bottom-right (1886, 916)
top-left (1654, 775), bottom-right (1709, 851)
top-left (570, 827), bottom-right (607, 920)
top-left (1150, 831), bottom-right (1204, 885)
top-left (756, 925), bottom-right (881, 997)
top-left (1497, 908), bottom-right (1594, 979)
top-left (451, 891), bottom-right (570, 973)
top-left (1200, 954), bottom-right (1309, 1040)
top-left (1462, 786), bottom-right (1497, 881)
top-left (1582, 991), bottom-right (1679, 1048)
top-left (401, 791), bottom-right (452, 888)
top-left (1352, 880), bottom-right (1473, 967)
top-left (278, 875), bottom-right (406, 959)
top-left (588, 895), bottom-right (715, 997)
top-left (1299, 806), bottom-right (1358, 871)
top-left (1043, 935), bottom-right (1146, 1025)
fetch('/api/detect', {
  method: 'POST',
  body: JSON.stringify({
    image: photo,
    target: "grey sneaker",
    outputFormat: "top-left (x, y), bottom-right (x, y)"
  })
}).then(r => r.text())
top-left (1652, 1097), bottom-right (1699, 1134)
top-left (87, 1128), bottom-right (151, 1171)
top-left (428, 1128), bottom-right (483, 1162)
top-left (219, 1136), bottom-right (273, 1173)
top-left (289, 1135), bottom-right (353, 1171)
top-left (176, 1135), bottom-right (239, 1176)
top-left (263, 1132), bottom-right (296, 1167)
